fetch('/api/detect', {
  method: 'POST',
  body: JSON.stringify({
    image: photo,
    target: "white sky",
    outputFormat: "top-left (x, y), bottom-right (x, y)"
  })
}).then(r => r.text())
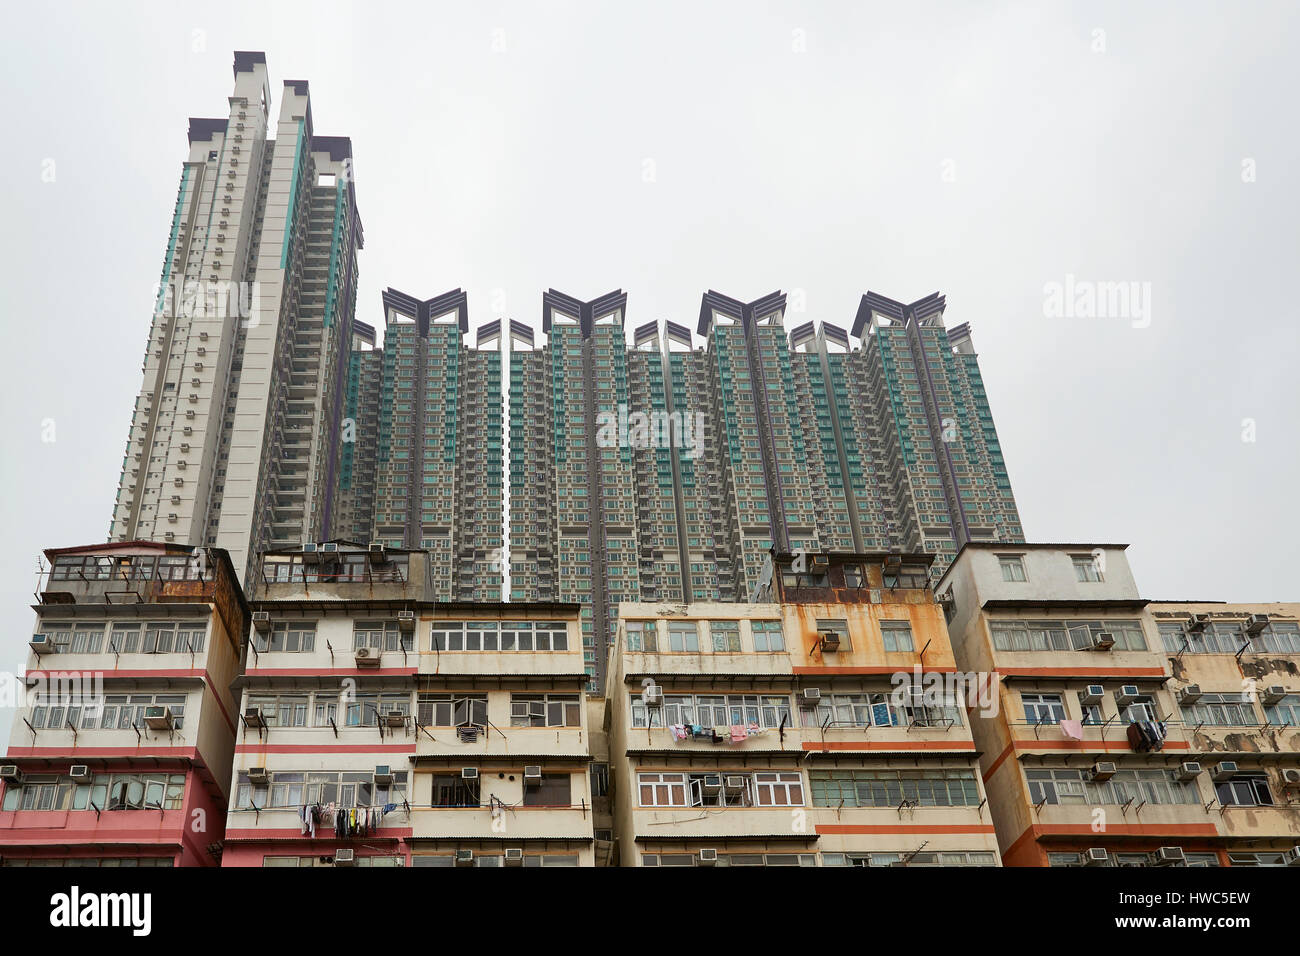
top-left (1, 1), bottom-right (1297, 739)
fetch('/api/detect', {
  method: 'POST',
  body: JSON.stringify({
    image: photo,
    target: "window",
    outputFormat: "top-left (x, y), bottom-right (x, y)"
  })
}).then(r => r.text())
top-left (632, 693), bottom-right (791, 729)
top-left (991, 619), bottom-right (1145, 652)
top-left (431, 774), bottom-right (479, 807)
top-left (751, 620), bottom-right (784, 652)
top-left (1264, 694), bottom-right (1300, 727)
top-left (814, 619), bottom-right (851, 650)
top-left (417, 694), bottom-right (487, 727)
top-left (638, 772), bottom-right (687, 807)
top-left (810, 769), bottom-right (979, 808)
top-left (353, 621), bottom-right (410, 652)
top-left (753, 772), bottom-right (804, 806)
top-left (1, 772), bottom-right (189, 813)
top-left (1072, 554), bottom-right (1103, 582)
top-left (625, 620), bottom-right (657, 651)
top-left (1022, 693), bottom-right (1066, 725)
top-left (1216, 773), bottom-right (1273, 807)
top-left (1122, 695), bottom-right (1158, 724)
top-left (253, 622), bottom-right (314, 653)
top-left (432, 621), bottom-right (568, 652)
top-left (247, 694), bottom-right (309, 728)
top-left (235, 770), bottom-right (406, 810)
top-left (881, 621), bottom-right (914, 652)
top-left (589, 763), bottom-right (609, 798)
top-left (709, 621), bottom-right (741, 652)
top-left (510, 694), bottom-right (581, 727)
top-left (842, 564), bottom-right (864, 588)
top-left (998, 555), bottom-right (1027, 582)
top-left (1181, 693), bottom-right (1257, 728)
top-left (522, 773), bottom-right (572, 807)
top-left (667, 621), bottom-right (699, 652)
top-left (1026, 768), bottom-right (1198, 806)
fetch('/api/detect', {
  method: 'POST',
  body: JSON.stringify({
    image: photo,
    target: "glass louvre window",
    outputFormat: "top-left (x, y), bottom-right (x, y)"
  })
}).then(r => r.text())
top-left (810, 769), bottom-right (980, 808)
top-left (1022, 693), bottom-right (1066, 724)
top-left (417, 694), bottom-right (488, 727)
top-left (625, 620), bottom-right (657, 651)
top-left (709, 621), bottom-right (741, 652)
top-left (751, 620), bottom-right (784, 651)
top-left (1180, 693), bottom-right (1258, 727)
top-left (881, 621), bottom-right (915, 652)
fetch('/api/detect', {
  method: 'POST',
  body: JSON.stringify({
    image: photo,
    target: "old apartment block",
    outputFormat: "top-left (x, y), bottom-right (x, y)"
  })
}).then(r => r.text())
top-left (941, 544), bottom-right (1300, 867)
top-left (606, 551), bottom-right (1001, 867)
top-left (222, 541), bottom-right (594, 866)
top-left (1, 542), bottom-right (250, 867)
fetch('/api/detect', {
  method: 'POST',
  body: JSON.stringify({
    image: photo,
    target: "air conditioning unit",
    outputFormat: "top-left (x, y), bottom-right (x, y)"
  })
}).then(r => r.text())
top-left (523, 766), bottom-right (542, 787)
top-left (801, 687), bottom-right (822, 706)
top-left (0, 765), bottom-right (24, 784)
top-left (1211, 761), bottom-right (1238, 781)
top-left (68, 765), bottom-right (92, 783)
top-left (354, 646), bottom-right (381, 667)
top-left (247, 767), bottom-right (270, 785)
top-left (1091, 762), bottom-right (1117, 782)
top-left (373, 766), bottom-right (394, 785)
top-left (1245, 614), bottom-right (1269, 635)
top-left (1084, 847), bottom-right (1109, 866)
top-left (504, 848), bottom-right (524, 866)
top-left (385, 710), bottom-right (406, 728)
top-left (144, 706), bottom-right (175, 731)
top-left (1114, 685), bottom-right (1140, 708)
top-left (1079, 685), bottom-right (1105, 707)
top-left (723, 775), bottom-right (748, 790)
top-left (644, 687), bottom-right (663, 707)
top-left (510, 701), bottom-right (531, 721)
top-left (252, 611), bottom-right (271, 632)
top-left (29, 634), bottom-right (54, 655)
top-left (1262, 686), bottom-right (1288, 705)
top-left (1177, 685), bottom-right (1202, 705)
top-left (455, 850), bottom-right (474, 867)
top-left (810, 555), bottom-right (829, 569)
top-left (1091, 631), bottom-right (1115, 651)
top-left (1187, 614), bottom-right (1210, 633)
top-left (1175, 762), bottom-right (1202, 781)
top-left (302, 542), bottom-right (318, 553)
top-left (244, 706), bottom-right (266, 729)
top-left (1282, 769), bottom-right (1300, 787)
top-left (698, 848), bottom-right (718, 865)
top-left (369, 543), bottom-right (388, 561)
top-left (1282, 846), bottom-right (1300, 867)
top-left (701, 774), bottom-right (722, 792)
top-left (1152, 846), bottom-right (1185, 866)
top-left (334, 849), bottom-right (355, 866)
top-left (819, 631), bottom-right (842, 652)
top-left (461, 768), bottom-right (479, 780)
top-left (321, 543), bottom-right (339, 553)
top-left (397, 611), bottom-right (416, 632)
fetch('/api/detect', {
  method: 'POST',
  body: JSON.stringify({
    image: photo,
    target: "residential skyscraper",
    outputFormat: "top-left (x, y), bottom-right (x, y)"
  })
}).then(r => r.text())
top-left (509, 289), bottom-right (1025, 690)
top-left (108, 52), bottom-right (364, 584)
top-left (332, 288), bottom-right (503, 601)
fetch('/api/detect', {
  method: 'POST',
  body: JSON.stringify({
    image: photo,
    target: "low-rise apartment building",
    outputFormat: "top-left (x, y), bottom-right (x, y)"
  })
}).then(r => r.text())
top-left (1, 541), bottom-right (249, 867)
top-left (940, 543), bottom-right (1300, 867)
top-left (607, 550), bottom-right (1001, 867)
top-left (221, 541), bottom-right (595, 867)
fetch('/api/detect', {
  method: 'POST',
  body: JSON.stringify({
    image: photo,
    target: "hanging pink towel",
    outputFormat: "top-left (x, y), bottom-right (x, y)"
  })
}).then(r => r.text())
top-left (730, 724), bottom-right (747, 742)
top-left (1060, 719), bottom-right (1084, 740)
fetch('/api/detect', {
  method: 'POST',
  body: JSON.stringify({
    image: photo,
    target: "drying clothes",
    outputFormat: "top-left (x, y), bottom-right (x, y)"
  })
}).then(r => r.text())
top-left (669, 723), bottom-right (689, 740)
top-left (746, 722), bottom-right (761, 737)
top-left (1059, 719), bottom-right (1083, 741)
top-left (1126, 721), bottom-right (1146, 752)
top-left (730, 724), bottom-right (747, 743)
top-left (689, 724), bottom-right (708, 738)
top-left (298, 805), bottom-right (310, 836)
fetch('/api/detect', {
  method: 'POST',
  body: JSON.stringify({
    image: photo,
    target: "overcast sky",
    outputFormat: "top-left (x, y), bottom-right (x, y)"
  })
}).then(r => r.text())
top-left (1, 1), bottom-right (1297, 738)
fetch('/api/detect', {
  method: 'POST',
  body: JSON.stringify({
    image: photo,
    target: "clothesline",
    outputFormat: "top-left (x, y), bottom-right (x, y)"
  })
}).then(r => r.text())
top-left (667, 722), bottom-right (767, 744)
top-left (297, 802), bottom-right (400, 839)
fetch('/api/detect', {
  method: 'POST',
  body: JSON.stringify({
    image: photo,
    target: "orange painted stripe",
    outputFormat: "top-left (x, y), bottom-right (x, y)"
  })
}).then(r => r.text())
top-left (997, 667), bottom-right (1167, 678)
top-left (801, 740), bottom-right (975, 751)
top-left (815, 824), bottom-right (996, 835)
top-left (985, 741), bottom-right (1016, 778)
top-left (793, 666), bottom-right (958, 675)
